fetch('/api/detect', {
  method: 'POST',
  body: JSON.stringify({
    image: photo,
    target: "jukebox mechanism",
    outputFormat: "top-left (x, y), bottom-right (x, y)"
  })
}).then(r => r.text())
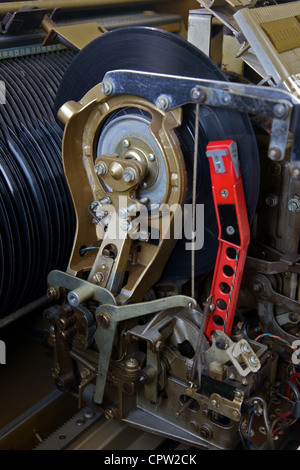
top-left (42, 23), bottom-right (300, 450)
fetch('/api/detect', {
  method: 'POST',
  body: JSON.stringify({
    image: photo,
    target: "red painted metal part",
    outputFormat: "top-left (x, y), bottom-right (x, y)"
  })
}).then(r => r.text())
top-left (204, 140), bottom-right (250, 342)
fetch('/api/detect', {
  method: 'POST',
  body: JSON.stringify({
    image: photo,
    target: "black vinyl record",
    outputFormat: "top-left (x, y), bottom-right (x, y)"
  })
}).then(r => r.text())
top-left (53, 27), bottom-right (259, 279)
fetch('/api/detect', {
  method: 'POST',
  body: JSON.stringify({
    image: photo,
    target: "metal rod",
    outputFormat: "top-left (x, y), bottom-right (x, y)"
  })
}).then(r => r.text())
top-left (191, 103), bottom-right (200, 299)
top-left (0, 295), bottom-right (52, 329)
top-left (175, 397), bottom-right (194, 417)
top-left (0, 0), bottom-right (170, 15)
top-left (69, 349), bottom-right (98, 374)
top-left (190, 296), bottom-right (212, 383)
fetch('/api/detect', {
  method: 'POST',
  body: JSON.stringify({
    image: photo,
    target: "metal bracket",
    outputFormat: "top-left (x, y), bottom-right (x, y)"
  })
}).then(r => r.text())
top-left (47, 270), bottom-right (116, 307)
top-left (93, 295), bottom-right (198, 404)
top-left (102, 69), bottom-right (300, 166)
top-left (41, 15), bottom-right (106, 51)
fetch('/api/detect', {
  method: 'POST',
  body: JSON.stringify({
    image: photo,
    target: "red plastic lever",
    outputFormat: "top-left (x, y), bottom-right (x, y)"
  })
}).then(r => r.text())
top-left (204, 140), bottom-right (250, 342)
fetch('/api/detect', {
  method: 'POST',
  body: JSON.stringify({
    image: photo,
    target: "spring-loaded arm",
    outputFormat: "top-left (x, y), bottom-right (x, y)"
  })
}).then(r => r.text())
top-left (204, 140), bottom-right (250, 342)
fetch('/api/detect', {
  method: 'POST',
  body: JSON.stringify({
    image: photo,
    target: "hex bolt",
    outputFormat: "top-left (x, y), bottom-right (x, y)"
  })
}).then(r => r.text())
top-left (156, 94), bottom-right (171, 110)
top-left (94, 161), bottom-right (108, 176)
top-left (125, 357), bottom-right (139, 371)
top-left (104, 407), bottom-right (118, 420)
top-left (122, 167), bottom-right (136, 183)
top-left (288, 197), bottom-right (300, 213)
top-left (46, 286), bottom-right (59, 299)
top-left (100, 81), bottom-right (114, 95)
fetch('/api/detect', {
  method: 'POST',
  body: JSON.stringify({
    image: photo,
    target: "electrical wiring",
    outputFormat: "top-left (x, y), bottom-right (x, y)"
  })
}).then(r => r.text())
top-left (245, 397), bottom-right (275, 449)
top-left (88, 204), bottom-right (102, 224)
top-left (271, 416), bottom-right (297, 439)
top-left (255, 333), bottom-right (297, 353)
top-left (79, 241), bottom-right (101, 256)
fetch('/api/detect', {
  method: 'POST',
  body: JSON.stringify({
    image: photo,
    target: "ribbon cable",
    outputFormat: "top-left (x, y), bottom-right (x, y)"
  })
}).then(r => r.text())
top-left (204, 140), bottom-right (250, 342)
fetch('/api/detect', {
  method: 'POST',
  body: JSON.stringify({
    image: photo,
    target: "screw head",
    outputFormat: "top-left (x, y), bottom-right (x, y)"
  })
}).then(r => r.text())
top-left (268, 146), bottom-right (282, 161)
top-left (226, 225), bottom-right (235, 235)
top-left (291, 166), bottom-right (300, 179)
top-left (156, 94), bottom-right (171, 110)
top-left (250, 354), bottom-right (259, 366)
top-left (147, 153), bottom-right (155, 162)
top-left (221, 92), bottom-right (231, 104)
top-left (100, 80), bottom-right (113, 95)
top-left (221, 189), bottom-right (229, 198)
top-left (242, 342), bottom-right (251, 354)
top-left (122, 139), bottom-right (130, 148)
top-left (93, 272), bottom-right (104, 284)
top-left (97, 313), bottom-right (110, 329)
top-left (273, 103), bottom-right (288, 118)
top-left (190, 86), bottom-right (206, 103)
top-left (265, 193), bottom-right (278, 207)
top-left (252, 281), bottom-right (263, 293)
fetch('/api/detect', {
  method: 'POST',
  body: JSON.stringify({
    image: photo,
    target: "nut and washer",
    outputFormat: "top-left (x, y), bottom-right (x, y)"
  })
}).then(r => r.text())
top-left (94, 161), bottom-right (108, 176)
top-left (123, 167), bottom-right (136, 183)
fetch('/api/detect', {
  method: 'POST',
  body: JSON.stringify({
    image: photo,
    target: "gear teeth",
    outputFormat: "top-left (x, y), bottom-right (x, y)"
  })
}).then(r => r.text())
top-left (33, 407), bottom-right (102, 450)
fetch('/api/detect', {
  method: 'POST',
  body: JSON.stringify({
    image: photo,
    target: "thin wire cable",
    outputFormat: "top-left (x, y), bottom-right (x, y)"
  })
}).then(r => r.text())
top-left (191, 103), bottom-right (200, 299)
